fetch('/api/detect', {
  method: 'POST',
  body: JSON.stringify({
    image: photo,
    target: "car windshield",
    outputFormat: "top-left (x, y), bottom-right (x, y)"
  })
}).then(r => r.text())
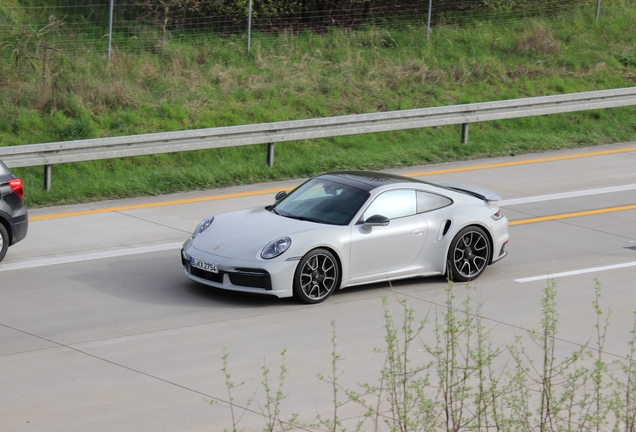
top-left (272, 177), bottom-right (370, 225)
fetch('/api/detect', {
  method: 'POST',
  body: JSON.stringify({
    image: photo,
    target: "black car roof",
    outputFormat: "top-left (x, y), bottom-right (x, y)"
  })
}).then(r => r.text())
top-left (320, 171), bottom-right (431, 192)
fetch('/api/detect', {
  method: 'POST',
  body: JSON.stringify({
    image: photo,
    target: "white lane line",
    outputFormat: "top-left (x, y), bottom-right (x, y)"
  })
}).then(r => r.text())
top-left (0, 242), bottom-right (183, 272)
top-left (514, 261), bottom-right (636, 283)
top-left (499, 184), bottom-right (636, 206)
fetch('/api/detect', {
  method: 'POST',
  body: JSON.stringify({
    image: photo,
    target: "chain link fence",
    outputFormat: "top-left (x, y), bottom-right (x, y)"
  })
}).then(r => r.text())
top-left (1, 0), bottom-right (624, 62)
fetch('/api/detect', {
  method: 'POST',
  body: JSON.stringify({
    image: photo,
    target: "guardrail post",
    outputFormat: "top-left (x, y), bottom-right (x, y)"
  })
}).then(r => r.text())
top-left (44, 165), bottom-right (52, 191)
top-left (461, 123), bottom-right (469, 144)
top-left (267, 143), bottom-right (274, 167)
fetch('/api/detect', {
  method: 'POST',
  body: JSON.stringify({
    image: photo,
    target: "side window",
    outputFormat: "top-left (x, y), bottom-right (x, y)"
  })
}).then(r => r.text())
top-left (362, 190), bottom-right (417, 222)
top-left (417, 191), bottom-right (452, 213)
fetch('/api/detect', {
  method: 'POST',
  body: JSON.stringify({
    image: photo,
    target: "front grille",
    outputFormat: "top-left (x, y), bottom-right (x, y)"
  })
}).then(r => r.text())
top-left (229, 268), bottom-right (272, 290)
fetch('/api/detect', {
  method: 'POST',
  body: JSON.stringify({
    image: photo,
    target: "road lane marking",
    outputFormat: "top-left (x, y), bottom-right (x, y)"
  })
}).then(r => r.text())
top-left (5, 204), bottom-right (636, 272)
top-left (508, 204), bottom-right (636, 226)
top-left (514, 261), bottom-right (636, 283)
top-left (28, 146), bottom-right (636, 221)
top-left (29, 188), bottom-right (285, 221)
top-left (499, 184), bottom-right (636, 206)
top-left (0, 242), bottom-right (183, 272)
top-left (6, 203), bottom-right (635, 272)
top-left (404, 146), bottom-right (636, 177)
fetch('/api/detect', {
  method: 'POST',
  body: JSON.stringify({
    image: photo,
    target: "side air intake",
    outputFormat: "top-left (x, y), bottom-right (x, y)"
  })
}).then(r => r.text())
top-left (438, 220), bottom-right (452, 240)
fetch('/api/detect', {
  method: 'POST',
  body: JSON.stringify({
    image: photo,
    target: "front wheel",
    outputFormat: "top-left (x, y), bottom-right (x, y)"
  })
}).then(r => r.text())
top-left (447, 226), bottom-right (491, 282)
top-left (293, 249), bottom-right (340, 304)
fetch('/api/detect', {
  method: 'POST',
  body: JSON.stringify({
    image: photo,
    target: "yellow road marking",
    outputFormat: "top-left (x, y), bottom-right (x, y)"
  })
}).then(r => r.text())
top-left (28, 145), bottom-right (636, 222)
top-left (404, 146), bottom-right (636, 177)
top-left (509, 204), bottom-right (636, 226)
top-left (29, 188), bottom-right (284, 221)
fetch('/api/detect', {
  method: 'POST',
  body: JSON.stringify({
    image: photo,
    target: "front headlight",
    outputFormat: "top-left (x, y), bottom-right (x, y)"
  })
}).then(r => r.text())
top-left (261, 237), bottom-right (291, 259)
top-left (192, 216), bottom-right (214, 238)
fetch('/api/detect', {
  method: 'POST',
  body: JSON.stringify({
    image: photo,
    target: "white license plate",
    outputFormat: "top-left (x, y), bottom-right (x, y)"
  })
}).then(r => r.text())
top-left (190, 257), bottom-right (218, 273)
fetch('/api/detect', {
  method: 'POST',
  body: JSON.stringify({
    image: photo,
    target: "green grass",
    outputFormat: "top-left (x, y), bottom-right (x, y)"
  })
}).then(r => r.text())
top-left (1, 2), bottom-right (636, 207)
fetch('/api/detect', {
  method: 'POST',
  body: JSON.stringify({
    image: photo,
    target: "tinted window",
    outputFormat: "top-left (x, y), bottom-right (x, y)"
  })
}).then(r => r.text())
top-left (417, 191), bottom-right (452, 213)
top-left (362, 190), bottom-right (417, 222)
top-left (273, 178), bottom-right (369, 225)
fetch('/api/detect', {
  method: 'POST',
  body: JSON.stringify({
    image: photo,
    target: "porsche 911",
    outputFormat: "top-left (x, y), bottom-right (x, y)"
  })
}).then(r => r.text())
top-left (181, 171), bottom-right (509, 304)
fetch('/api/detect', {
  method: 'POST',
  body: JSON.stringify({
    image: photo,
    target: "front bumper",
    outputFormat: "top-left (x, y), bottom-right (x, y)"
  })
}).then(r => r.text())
top-left (181, 241), bottom-right (298, 298)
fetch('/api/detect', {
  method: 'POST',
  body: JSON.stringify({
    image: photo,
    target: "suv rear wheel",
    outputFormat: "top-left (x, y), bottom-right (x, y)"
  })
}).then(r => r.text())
top-left (0, 223), bottom-right (9, 263)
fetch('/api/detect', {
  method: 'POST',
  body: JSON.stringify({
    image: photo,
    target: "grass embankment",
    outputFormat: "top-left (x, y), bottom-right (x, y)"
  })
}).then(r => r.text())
top-left (1, 4), bottom-right (635, 207)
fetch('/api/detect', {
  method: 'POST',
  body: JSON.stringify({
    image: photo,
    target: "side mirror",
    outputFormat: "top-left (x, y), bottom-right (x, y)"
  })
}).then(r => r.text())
top-left (362, 214), bottom-right (390, 229)
top-left (275, 191), bottom-right (287, 201)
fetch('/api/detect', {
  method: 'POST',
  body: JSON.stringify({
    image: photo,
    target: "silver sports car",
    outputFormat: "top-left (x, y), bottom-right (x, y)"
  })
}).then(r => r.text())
top-left (181, 171), bottom-right (509, 304)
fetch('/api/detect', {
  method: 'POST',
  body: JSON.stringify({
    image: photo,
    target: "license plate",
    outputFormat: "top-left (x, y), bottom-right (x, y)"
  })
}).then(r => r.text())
top-left (190, 257), bottom-right (218, 273)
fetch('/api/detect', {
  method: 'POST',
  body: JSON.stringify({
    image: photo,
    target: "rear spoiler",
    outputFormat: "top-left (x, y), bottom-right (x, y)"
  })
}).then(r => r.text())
top-left (437, 182), bottom-right (501, 202)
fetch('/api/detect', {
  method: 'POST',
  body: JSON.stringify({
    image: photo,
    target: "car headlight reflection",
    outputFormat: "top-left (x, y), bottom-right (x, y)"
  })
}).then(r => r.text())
top-left (193, 216), bottom-right (214, 238)
top-left (261, 237), bottom-right (291, 259)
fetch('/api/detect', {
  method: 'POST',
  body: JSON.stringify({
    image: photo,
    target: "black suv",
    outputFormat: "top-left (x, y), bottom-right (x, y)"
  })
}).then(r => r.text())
top-left (0, 160), bottom-right (28, 263)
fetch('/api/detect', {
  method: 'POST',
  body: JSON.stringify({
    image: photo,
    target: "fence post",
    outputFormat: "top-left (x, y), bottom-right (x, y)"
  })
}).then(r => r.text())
top-left (267, 143), bottom-right (274, 166)
top-left (426, 0), bottom-right (433, 39)
top-left (107, 0), bottom-right (114, 63)
top-left (247, 0), bottom-right (253, 55)
top-left (44, 165), bottom-right (52, 191)
top-left (595, 0), bottom-right (601, 20)
top-left (461, 123), bottom-right (469, 144)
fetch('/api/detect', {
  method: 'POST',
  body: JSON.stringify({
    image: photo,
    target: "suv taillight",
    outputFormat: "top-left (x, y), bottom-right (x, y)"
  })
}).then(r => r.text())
top-left (8, 178), bottom-right (24, 199)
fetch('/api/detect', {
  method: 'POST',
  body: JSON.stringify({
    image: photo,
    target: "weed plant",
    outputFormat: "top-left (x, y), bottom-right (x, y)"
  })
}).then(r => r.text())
top-left (217, 281), bottom-right (636, 431)
top-left (1, 3), bottom-right (635, 206)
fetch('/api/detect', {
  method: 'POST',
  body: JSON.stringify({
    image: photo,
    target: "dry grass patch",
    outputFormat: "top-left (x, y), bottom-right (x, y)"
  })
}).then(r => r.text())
top-left (515, 23), bottom-right (562, 55)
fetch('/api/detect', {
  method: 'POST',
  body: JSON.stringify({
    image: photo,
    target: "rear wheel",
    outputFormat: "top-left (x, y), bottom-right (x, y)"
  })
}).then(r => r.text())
top-left (0, 224), bottom-right (8, 263)
top-left (447, 226), bottom-right (491, 282)
top-left (293, 249), bottom-right (340, 304)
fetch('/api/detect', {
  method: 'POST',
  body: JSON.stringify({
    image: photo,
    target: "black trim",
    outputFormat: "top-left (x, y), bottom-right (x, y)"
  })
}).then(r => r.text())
top-left (184, 256), bottom-right (273, 291)
top-left (230, 268), bottom-right (272, 290)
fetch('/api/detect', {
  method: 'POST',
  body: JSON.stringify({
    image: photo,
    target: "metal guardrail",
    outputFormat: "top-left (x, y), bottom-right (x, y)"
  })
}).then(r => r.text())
top-left (1, 87), bottom-right (635, 190)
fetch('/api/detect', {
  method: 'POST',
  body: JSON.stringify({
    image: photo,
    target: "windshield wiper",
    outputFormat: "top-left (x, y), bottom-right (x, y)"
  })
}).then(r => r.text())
top-left (283, 215), bottom-right (323, 223)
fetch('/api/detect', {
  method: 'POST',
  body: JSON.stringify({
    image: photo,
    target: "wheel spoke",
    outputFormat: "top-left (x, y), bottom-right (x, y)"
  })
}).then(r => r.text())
top-left (459, 260), bottom-right (470, 275)
top-left (307, 257), bottom-right (318, 271)
top-left (474, 237), bottom-right (487, 251)
top-left (474, 255), bottom-right (487, 268)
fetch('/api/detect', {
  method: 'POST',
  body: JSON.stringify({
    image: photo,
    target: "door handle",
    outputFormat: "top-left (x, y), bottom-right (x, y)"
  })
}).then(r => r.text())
top-left (412, 229), bottom-right (426, 236)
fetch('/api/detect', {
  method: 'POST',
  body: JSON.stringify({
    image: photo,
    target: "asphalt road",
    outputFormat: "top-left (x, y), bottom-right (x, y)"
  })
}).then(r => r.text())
top-left (1, 141), bottom-right (636, 431)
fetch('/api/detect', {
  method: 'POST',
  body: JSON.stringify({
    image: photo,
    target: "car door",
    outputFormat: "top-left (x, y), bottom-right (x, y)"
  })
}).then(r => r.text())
top-left (348, 189), bottom-right (428, 281)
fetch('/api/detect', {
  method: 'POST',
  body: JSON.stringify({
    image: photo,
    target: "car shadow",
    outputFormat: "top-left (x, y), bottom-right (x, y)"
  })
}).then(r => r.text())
top-left (70, 251), bottom-right (298, 308)
top-left (71, 249), bottom-right (450, 308)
